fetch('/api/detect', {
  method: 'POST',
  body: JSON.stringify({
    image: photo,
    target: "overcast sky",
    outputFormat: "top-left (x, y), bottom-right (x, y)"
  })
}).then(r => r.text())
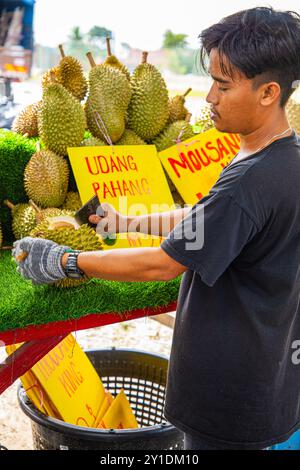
top-left (34, 0), bottom-right (300, 50)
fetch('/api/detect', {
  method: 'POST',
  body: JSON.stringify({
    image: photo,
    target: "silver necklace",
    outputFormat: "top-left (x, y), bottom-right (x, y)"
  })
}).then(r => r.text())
top-left (229, 127), bottom-right (292, 166)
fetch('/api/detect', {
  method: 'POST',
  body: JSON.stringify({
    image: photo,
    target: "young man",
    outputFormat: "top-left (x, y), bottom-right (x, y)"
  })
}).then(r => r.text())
top-left (13, 7), bottom-right (300, 450)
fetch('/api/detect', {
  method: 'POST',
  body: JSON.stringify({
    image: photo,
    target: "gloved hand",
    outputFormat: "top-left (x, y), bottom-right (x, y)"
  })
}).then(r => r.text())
top-left (12, 237), bottom-right (71, 285)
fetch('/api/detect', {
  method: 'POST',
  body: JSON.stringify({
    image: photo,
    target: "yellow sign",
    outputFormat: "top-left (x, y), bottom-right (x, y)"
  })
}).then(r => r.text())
top-left (158, 129), bottom-right (240, 205)
top-left (67, 145), bottom-right (175, 249)
top-left (20, 335), bottom-right (106, 427)
top-left (99, 389), bottom-right (139, 429)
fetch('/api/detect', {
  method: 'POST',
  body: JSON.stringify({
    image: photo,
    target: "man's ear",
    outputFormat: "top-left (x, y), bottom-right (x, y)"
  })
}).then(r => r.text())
top-left (260, 82), bottom-right (281, 106)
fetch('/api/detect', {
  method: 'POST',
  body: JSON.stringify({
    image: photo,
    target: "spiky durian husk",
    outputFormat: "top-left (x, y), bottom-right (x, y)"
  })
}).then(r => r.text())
top-left (38, 82), bottom-right (86, 156)
top-left (81, 136), bottom-right (106, 147)
top-left (194, 105), bottom-right (214, 133)
top-left (168, 95), bottom-right (188, 123)
top-left (116, 129), bottom-right (146, 146)
top-left (62, 192), bottom-right (82, 211)
top-left (24, 149), bottom-right (69, 208)
top-left (128, 56), bottom-right (169, 141)
top-left (0, 222), bottom-right (2, 248)
top-left (286, 99), bottom-right (300, 136)
top-left (103, 55), bottom-right (131, 81)
top-left (56, 56), bottom-right (88, 101)
top-left (10, 203), bottom-right (37, 240)
top-left (30, 220), bottom-right (103, 288)
top-left (85, 65), bottom-right (131, 143)
top-left (152, 121), bottom-right (194, 152)
top-left (11, 102), bottom-right (40, 137)
top-left (42, 67), bottom-right (58, 89)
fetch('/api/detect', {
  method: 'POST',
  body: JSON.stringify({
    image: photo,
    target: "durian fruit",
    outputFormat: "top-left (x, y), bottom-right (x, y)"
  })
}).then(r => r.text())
top-left (30, 215), bottom-right (103, 288)
top-left (11, 102), bottom-right (40, 137)
top-left (116, 129), bottom-right (146, 146)
top-left (62, 192), bottom-right (82, 211)
top-left (286, 98), bottom-right (300, 135)
top-left (42, 66), bottom-right (58, 89)
top-left (38, 74), bottom-right (87, 156)
top-left (127, 51), bottom-right (169, 141)
top-left (4, 200), bottom-right (37, 240)
top-left (29, 199), bottom-right (73, 224)
top-left (81, 136), bottom-right (106, 147)
top-left (0, 222), bottom-right (2, 248)
top-left (152, 114), bottom-right (194, 152)
top-left (103, 37), bottom-right (130, 81)
top-left (168, 88), bottom-right (192, 123)
top-left (24, 146), bottom-right (69, 208)
top-left (194, 105), bottom-right (214, 133)
top-left (85, 52), bottom-right (131, 143)
top-left (56, 44), bottom-right (88, 101)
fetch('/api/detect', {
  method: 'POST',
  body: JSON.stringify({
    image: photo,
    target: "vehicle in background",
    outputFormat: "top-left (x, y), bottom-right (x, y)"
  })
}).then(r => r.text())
top-left (0, 0), bottom-right (35, 103)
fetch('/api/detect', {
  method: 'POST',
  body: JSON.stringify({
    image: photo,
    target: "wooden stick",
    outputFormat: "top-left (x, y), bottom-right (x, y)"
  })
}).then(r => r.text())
top-left (36, 141), bottom-right (41, 152)
top-left (150, 313), bottom-right (175, 329)
top-left (142, 51), bottom-right (148, 64)
top-left (106, 37), bottom-right (112, 56)
top-left (183, 87), bottom-right (192, 97)
top-left (86, 52), bottom-right (96, 68)
top-left (58, 44), bottom-right (65, 58)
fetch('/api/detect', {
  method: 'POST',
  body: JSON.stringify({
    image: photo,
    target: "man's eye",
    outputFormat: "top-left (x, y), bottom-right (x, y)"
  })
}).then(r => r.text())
top-left (219, 87), bottom-right (228, 91)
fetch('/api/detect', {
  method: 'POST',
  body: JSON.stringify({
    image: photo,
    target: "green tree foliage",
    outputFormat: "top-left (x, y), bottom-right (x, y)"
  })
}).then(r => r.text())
top-left (163, 30), bottom-right (188, 49)
top-left (68, 26), bottom-right (83, 42)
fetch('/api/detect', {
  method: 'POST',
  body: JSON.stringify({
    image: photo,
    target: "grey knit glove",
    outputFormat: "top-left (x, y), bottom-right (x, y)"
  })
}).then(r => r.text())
top-left (12, 237), bottom-right (71, 285)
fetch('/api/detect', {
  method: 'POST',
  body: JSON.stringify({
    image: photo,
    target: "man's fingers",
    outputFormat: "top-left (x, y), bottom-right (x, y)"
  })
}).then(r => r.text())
top-left (89, 214), bottom-right (102, 224)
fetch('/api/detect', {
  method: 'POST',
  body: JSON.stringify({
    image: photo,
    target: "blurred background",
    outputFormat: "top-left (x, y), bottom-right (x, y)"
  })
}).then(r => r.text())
top-left (0, 0), bottom-right (300, 127)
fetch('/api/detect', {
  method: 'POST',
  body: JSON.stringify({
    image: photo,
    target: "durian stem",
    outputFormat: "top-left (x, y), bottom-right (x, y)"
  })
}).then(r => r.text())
top-left (186, 112), bottom-right (192, 123)
top-left (36, 141), bottom-right (41, 152)
top-left (86, 52), bottom-right (96, 68)
top-left (58, 44), bottom-right (65, 58)
top-left (183, 88), bottom-right (192, 98)
top-left (142, 51), bottom-right (148, 64)
top-left (29, 199), bottom-right (42, 215)
top-left (106, 37), bottom-right (112, 57)
top-left (23, 132), bottom-right (29, 138)
top-left (4, 199), bottom-right (15, 210)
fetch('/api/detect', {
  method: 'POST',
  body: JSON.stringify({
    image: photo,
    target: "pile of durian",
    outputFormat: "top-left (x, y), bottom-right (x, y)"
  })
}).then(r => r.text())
top-left (0, 40), bottom-right (216, 287)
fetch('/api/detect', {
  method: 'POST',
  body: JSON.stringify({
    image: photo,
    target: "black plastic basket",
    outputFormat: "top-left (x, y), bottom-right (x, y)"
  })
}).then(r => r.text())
top-left (18, 348), bottom-right (184, 450)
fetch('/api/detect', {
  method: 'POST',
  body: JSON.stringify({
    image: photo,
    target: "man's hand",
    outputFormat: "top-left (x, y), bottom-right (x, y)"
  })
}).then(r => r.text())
top-left (89, 203), bottom-right (127, 236)
top-left (12, 237), bottom-right (71, 285)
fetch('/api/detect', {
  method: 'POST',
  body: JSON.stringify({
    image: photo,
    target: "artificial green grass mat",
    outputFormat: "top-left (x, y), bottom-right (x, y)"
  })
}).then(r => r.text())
top-left (0, 250), bottom-right (181, 332)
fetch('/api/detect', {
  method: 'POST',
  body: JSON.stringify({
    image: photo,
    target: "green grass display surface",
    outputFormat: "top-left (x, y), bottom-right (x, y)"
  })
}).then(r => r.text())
top-left (0, 250), bottom-right (181, 332)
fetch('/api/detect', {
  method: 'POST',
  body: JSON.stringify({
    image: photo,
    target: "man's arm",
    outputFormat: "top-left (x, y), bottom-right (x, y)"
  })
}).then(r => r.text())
top-left (62, 247), bottom-right (187, 282)
top-left (127, 207), bottom-right (191, 237)
top-left (90, 206), bottom-right (191, 238)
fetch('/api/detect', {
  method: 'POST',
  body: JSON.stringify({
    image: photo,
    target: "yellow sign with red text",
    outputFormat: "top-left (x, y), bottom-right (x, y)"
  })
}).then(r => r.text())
top-left (158, 129), bottom-right (240, 205)
top-left (67, 145), bottom-right (175, 249)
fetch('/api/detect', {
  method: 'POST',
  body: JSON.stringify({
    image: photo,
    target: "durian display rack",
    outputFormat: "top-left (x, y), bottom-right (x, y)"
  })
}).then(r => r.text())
top-left (0, 300), bottom-right (177, 395)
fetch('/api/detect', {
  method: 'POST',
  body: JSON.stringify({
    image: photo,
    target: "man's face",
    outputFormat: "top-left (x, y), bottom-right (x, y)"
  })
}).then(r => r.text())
top-left (206, 49), bottom-right (264, 135)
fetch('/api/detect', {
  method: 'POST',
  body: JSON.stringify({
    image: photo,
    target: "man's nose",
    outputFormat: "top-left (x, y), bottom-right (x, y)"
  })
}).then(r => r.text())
top-left (206, 82), bottom-right (218, 105)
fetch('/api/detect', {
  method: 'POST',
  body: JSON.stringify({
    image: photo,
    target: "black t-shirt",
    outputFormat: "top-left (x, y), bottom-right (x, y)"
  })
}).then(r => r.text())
top-left (161, 131), bottom-right (300, 449)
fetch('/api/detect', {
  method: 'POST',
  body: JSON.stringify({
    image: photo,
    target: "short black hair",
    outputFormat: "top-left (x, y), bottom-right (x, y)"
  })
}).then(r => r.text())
top-left (199, 7), bottom-right (300, 106)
